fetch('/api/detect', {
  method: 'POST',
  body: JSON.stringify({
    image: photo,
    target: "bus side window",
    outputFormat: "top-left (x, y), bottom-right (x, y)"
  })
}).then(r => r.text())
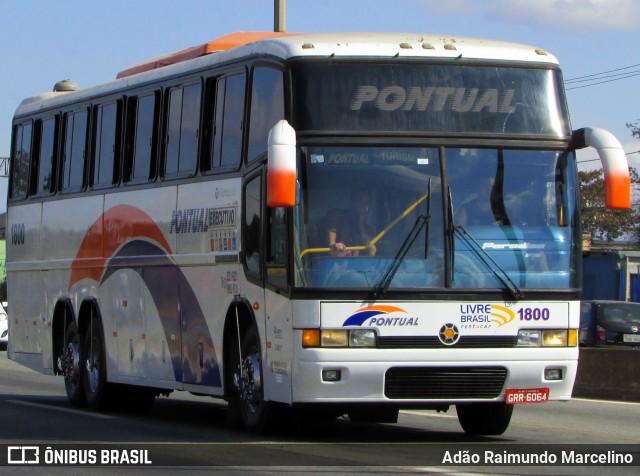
top-left (10, 122), bottom-right (32, 200)
top-left (62, 109), bottom-right (88, 192)
top-left (92, 102), bottom-right (120, 188)
top-left (124, 92), bottom-right (158, 183)
top-left (32, 116), bottom-right (58, 196)
top-left (267, 207), bottom-right (288, 290)
top-left (247, 66), bottom-right (284, 163)
top-left (206, 72), bottom-right (246, 172)
top-left (164, 82), bottom-right (201, 178)
top-left (244, 174), bottom-right (262, 278)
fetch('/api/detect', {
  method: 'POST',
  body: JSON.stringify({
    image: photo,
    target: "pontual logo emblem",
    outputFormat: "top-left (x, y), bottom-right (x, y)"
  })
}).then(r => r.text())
top-left (343, 305), bottom-right (407, 326)
top-left (438, 323), bottom-right (460, 345)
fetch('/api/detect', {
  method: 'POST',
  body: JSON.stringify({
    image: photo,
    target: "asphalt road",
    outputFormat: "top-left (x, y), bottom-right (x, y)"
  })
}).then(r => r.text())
top-left (0, 351), bottom-right (638, 475)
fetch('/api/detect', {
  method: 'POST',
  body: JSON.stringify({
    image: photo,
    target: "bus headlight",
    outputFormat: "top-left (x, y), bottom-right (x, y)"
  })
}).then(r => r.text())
top-left (302, 329), bottom-right (377, 348)
top-left (542, 330), bottom-right (566, 346)
top-left (517, 329), bottom-right (541, 347)
top-left (349, 329), bottom-right (376, 347)
top-left (321, 330), bottom-right (349, 347)
top-left (517, 329), bottom-right (577, 347)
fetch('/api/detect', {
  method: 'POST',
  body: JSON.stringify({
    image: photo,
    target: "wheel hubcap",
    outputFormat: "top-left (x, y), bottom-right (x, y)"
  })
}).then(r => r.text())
top-left (235, 351), bottom-right (262, 414)
top-left (85, 342), bottom-right (100, 394)
top-left (62, 341), bottom-right (80, 385)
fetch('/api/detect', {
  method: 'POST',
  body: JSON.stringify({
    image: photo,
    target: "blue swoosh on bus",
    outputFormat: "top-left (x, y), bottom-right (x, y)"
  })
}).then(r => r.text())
top-left (343, 305), bottom-right (407, 326)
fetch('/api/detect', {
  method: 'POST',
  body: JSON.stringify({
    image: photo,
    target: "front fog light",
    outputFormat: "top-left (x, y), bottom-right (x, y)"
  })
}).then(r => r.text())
top-left (322, 369), bottom-right (342, 382)
top-left (517, 329), bottom-right (541, 347)
top-left (349, 329), bottom-right (376, 347)
top-left (545, 368), bottom-right (563, 380)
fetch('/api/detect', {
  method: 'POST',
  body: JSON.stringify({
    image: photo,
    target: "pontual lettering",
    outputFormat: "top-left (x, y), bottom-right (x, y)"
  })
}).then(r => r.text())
top-left (350, 85), bottom-right (516, 114)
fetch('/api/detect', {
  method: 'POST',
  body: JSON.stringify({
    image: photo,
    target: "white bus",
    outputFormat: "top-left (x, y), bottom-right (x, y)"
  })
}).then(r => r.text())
top-left (7, 32), bottom-right (630, 435)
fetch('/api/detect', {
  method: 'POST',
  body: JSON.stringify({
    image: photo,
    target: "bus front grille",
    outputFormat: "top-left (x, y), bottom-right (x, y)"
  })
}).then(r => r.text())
top-left (384, 366), bottom-right (507, 399)
top-left (377, 336), bottom-right (518, 348)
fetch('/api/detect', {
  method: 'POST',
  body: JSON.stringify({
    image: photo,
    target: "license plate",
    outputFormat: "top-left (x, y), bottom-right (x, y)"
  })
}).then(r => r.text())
top-left (623, 334), bottom-right (640, 343)
top-left (505, 387), bottom-right (549, 404)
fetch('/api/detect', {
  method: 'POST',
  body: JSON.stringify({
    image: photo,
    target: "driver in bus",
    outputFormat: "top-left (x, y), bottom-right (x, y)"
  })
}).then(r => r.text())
top-left (326, 189), bottom-right (377, 256)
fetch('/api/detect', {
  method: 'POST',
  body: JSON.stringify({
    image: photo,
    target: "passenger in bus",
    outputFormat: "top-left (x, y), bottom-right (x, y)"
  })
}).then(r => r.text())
top-left (325, 190), bottom-right (377, 256)
top-left (455, 175), bottom-right (497, 226)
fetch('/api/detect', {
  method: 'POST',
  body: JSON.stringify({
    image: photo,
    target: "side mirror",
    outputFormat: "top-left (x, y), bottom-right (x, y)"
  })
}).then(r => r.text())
top-left (572, 127), bottom-right (631, 210)
top-left (267, 120), bottom-right (297, 208)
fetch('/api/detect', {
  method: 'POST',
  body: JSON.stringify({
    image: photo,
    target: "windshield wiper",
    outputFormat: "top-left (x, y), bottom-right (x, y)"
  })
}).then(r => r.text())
top-left (452, 224), bottom-right (524, 300)
top-left (370, 180), bottom-right (431, 300)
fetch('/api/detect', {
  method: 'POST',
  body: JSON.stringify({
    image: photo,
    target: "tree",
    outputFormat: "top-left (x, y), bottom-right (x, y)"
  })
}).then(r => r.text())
top-left (579, 167), bottom-right (639, 242)
top-left (627, 120), bottom-right (639, 139)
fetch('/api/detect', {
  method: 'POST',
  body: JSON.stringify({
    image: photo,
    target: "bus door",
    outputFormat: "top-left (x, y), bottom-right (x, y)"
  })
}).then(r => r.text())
top-left (263, 205), bottom-right (293, 403)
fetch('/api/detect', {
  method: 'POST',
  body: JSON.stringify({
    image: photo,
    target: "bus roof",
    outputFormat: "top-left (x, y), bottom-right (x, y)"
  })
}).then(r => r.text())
top-left (116, 31), bottom-right (300, 79)
top-left (15, 32), bottom-right (559, 117)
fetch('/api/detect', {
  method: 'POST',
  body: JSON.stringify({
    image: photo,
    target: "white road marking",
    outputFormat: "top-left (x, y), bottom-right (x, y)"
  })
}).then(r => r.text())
top-left (7, 399), bottom-right (117, 419)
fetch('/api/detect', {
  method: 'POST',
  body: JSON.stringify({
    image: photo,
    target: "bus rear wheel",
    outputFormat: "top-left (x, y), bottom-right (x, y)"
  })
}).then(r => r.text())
top-left (83, 316), bottom-right (116, 411)
top-left (62, 323), bottom-right (86, 407)
top-left (456, 402), bottom-right (514, 435)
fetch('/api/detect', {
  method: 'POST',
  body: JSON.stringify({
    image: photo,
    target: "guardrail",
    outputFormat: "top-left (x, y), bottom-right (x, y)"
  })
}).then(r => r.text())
top-left (573, 347), bottom-right (640, 402)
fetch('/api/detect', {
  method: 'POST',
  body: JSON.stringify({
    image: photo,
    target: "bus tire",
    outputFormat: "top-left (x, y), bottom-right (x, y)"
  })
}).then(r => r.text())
top-left (456, 402), bottom-right (514, 435)
top-left (63, 323), bottom-right (86, 407)
top-left (234, 325), bottom-right (277, 433)
top-left (82, 316), bottom-right (115, 411)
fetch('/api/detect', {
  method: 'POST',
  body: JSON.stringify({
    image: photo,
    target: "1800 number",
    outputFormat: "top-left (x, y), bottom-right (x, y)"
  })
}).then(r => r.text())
top-left (517, 307), bottom-right (550, 320)
top-left (11, 223), bottom-right (25, 245)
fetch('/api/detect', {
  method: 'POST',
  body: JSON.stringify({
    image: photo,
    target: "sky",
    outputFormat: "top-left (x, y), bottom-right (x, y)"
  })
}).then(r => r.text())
top-left (1, 0), bottom-right (639, 213)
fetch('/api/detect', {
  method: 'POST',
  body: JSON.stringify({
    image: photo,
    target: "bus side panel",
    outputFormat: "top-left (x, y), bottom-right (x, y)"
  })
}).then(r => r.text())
top-left (7, 202), bottom-right (44, 366)
top-left (264, 289), bottom-right (294, 404)
top-left (43, 196), bottom-right (104, 361)
top-left (103, 187), bottom-right (177, 386)
top-left (176, 179), bottom-right (241, 392)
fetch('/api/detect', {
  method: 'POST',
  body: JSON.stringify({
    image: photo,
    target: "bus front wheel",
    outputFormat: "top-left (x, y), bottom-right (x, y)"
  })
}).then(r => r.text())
top-left (456, 402), bottom-right (514, 435)
top-left (231, 325), bottom-right (280, 433)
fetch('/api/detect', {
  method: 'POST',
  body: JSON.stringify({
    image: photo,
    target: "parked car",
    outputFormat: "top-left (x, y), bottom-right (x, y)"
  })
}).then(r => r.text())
top-left (0, 304), bottom-right (8, 350)
top-left (580, 300), bottom-right (640, 347)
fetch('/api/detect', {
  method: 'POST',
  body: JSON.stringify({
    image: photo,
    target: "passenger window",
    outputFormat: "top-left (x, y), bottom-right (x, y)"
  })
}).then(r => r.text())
top-left (165, 82), bottom-right (201, 177)
top-left (210, 72), bottom-right (246, 171)
top-left (35, 117), bottom-right (57, 195)
top-left (247, 67), bottom-right (284, 162)
top-left (244, 175), bottom-right (262, 277)
top-left (10, 122), bottom-right (32, 200)
top-left (125, 93), bottom-right (157, 183)
top-left (266, 206), bottom-right (288, 289)
top-left (63, 109), bottom-right (88, 191)
top-left (93, 102), bottom-right (119, 188)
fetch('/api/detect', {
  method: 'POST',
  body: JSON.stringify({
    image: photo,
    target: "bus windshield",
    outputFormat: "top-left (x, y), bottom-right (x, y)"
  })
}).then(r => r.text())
top-left (290, 61), bottom-right (570, 137)
top-left (293, 146), bottom-right (579, 291)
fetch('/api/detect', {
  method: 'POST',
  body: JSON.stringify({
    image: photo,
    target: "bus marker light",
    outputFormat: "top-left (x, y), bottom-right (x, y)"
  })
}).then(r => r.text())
top-left (253, 302), bottom-right (260, 310)
top-left (302, 329), bottom-right (320, 348)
